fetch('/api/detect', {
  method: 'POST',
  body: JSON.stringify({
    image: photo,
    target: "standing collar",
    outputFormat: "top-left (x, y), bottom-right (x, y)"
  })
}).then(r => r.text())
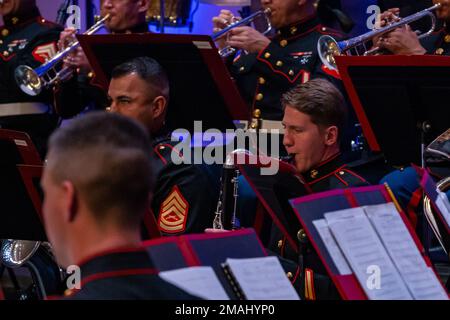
top-left (275, 15), bottom-right (320, 39)
top-left (3, 6), bottom-right (41, 29)
top-left (76, 246), bottom-right (156, 281)
top-left (300, 152), bottom-right (344, 184)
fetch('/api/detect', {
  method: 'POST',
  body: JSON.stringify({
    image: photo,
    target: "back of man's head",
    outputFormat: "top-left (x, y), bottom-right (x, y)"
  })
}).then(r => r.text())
top-left (46, 112), bottom-right (154, 228)
top-left (281, 78), bottom-right (347, 141)
top-left (112, 56), bottom-right (170, 101)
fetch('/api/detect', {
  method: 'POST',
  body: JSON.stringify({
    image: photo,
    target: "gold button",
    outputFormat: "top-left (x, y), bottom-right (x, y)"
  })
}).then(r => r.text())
top-left (288, 70), bottom-right (295, 76)
top-left (290, 26), bottom-right (298, 34)
top-left (87, 71), bottom-right (95, 79)
top-left (277, 239), bottom-right (283, 248)
top-left (310, 169), bottom-right (318, 179)
top-left (0, 40), bottom-right (3, 45)
top-left (253, 109), bottom-right (261, 118)
top-left (1, 29), bottom-right (9, 37)
top-left (264, 52), bottom-right (271, 59)
top-left (159, 145), bottom-right (166, 151)
top-left (297, 229), bottom-right (307, 241)
top-left (41, 19), bottom-right (46, 23)
top-left (250, 122), bottom-right (257, 129)
top-left (339, 171), bottom-right (345, 176)
top-left (258, 77), bottom-right (266, 85)
top-left (322, 27), bottom-right (327, 32)
top-left (11, 17), bottom-right (19, 25)
top-left (276, 60), bottom-right (283, 67)
top-left (436, 48), bottom-right (444, 55)
top-left (239, 66), bottom-right (245, 72)
top-left (256, 93), bottom-right (264, 101)
top-left (445, 34), bottom-right (450, 43)
top-left (280, 39), bottom-right (288, 47)
top-left (3, 51), bottom-right (9, 57)
top-left (286, 272), bottom-right (293, 280)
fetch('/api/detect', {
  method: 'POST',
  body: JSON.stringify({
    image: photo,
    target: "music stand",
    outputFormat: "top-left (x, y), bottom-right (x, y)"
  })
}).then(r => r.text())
top-left (77, 33), bottom-right (250, 133)
top-left (336, 55), bottom-right (450, 167)
top-left (0, 130), bottom-right (47, 241)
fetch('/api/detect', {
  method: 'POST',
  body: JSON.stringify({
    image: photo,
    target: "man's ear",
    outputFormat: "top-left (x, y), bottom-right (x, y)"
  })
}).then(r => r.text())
top-left (137, 0), bottom-right (150, 14)
top-left (324, 126), bottom-right (339, 146)
top-left (152, 95), bottom-right (167, 119)
top-left (61, 181), bottom-right (78, 223)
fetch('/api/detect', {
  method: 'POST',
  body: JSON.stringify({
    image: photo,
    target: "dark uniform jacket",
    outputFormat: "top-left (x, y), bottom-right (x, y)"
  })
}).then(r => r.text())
top-left (60, 247), bottom-right (198, 300)
top-left (54, 22), bottom-right (150, 119)
top-left (0, 6), bottom-right (62, 104)
top-left (228, 15), bottom-right (342, 120)
top-left (151, 132), bottom-right (221, 236)
top-left (0, 6), bottom-right (62, 155)
top-left (421, 24), bottom-right (450, 56)
top-left (269, 152), bottom-right (369, 300)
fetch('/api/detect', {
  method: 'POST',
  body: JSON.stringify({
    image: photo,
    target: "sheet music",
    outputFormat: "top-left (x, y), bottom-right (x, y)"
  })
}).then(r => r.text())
top-left (313, 219), bottom-right (352, 275)
top-left (436, 190), bottom-right (450, 227)
top-left (325, 207), bottom-right (412, 300)
top-left (365, 203), bottom-right (449, 300)
top-left (159, 266), bottom-right (230, 300)
top-left (224, 256), bottom-right (300, 300)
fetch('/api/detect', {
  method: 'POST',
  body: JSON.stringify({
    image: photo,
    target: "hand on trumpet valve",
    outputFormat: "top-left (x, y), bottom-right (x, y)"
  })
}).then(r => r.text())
top-left (212, 10), bottom-right (237, 50)
top-left (59, 28), bottom-right (91, 75)
top-left (226, 26), bottom-right (271, 54)
top-left (376, 8), bottom-right (401, 29)
top-left (375, 24), bottom-right (426, 55)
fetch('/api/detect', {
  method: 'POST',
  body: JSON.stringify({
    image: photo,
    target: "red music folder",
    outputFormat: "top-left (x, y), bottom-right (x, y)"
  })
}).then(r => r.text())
top-left (142, 228), bottom-right (267, 299)
top-left (289, 184), bottom-right (449, 300)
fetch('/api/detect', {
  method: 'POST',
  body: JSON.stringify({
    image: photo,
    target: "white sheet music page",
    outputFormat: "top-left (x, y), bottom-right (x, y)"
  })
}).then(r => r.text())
top-left (224, 256), bottom-right (300, 300)
top-left (364, 203), bottom-right (449, 300)
top-left (313, 219), bottom-right (352, 275)
top-left (324, 207), bottom-right (412, 300)
top-left (159, 266), bottom-right (230, 300)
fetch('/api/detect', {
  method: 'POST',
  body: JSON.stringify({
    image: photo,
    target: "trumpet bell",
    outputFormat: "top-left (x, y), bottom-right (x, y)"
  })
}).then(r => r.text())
top-left (317, 35), bottom-right (342, 71)
top-left (14, 65), bottom-right (42, 96)
top-left (1, 239), bottom-right (41, 268)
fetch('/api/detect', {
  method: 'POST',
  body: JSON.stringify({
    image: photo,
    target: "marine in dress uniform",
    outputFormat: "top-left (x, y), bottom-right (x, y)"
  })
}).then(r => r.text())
top-left (228, 15), bottom-right (343, 121)
top-left (59, 247), bottom-right (198, 300)
top-left (0, 5), bottom-right (62, 155)
top-left (270, 152), bottom-right (369, 300)
top-left (151, 131), bottom-right (221, 236)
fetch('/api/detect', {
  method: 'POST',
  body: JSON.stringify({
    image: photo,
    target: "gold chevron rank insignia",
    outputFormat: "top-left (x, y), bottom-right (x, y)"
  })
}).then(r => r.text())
top-left (158, 186), bottom-right (189, 234)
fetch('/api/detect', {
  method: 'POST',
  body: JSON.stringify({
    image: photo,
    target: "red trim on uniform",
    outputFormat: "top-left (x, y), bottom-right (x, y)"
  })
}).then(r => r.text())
top-left (75, 246), bottom-right (146, 268)
top-left (32, 41), bottom-right (57, 63)
top-left (344, 188), bottom-right (359, 208)
top-left (314, 152), bottom-right (341, 168)
top-left (0, 52), bottom-right (16, 61)
top-left (304, 268), bottom-right (316, 300)
top-left (341, 168), bottom-right (368, 184)
top-left (153, 146), bottom-right (168, 165)
top-left (307, 164), bottom-right (347, 186)
top-left (334, 173), bottom-right (349, 186)
top-left (0, 286), bottom-right (4, 300)
top-left (291, 266), bottom-right (301, 284)
top-left (80, 268), bottom-right (158, 288)
top-left (256, 49), bottom-right (307, 84)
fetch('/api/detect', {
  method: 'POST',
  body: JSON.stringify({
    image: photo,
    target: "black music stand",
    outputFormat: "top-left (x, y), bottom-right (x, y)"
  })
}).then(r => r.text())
top-left (336, 55), bottom-right (450, 167)
top-left (77, 33), bottom-right (250, 133)
top-left (0, 130), bottom-right (47, 241)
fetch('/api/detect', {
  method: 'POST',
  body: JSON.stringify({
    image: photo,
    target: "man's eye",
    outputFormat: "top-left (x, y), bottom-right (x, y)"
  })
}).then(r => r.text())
top-left (118, 99), bottom-right (131, 104)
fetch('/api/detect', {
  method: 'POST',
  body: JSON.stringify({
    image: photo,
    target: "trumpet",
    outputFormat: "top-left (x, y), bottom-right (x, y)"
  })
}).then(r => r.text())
top-left (14, 14), bottom-right (110, 96)
top-left (317, 3), bottom-right (441, 71)
top-left (212, 8), bottom-right (272, 58)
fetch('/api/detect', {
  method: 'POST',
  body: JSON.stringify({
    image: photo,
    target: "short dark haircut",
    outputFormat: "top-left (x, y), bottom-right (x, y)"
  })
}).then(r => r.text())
top-left (281, 78), bottom-right (347, 138)
top-left (46, 112), bottom-right (154, 228)
top-left (111, 56), bottom-right (170, 100)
